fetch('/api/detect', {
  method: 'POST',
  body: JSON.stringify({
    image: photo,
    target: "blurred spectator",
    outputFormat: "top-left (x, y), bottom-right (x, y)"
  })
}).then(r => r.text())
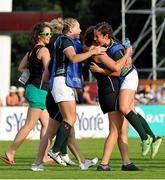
top-left (0, 90), bottom-right (3, 107)
top-left (156, 86), bottom-right (165, 105)
top-left (82, 84), bottom-right (98, 105)
top-left (6, 86), bottom-right (19, 106)
top-left (149, 83), bottom-right (157, 99)
top-left (17, 87), bottom-right (28, 106)
top-left (135, 84), bottom-right (157, 104)
top-left (0, 98), bottom-right (3, 107)
top-left (76, 89), bottom-right (84, 104)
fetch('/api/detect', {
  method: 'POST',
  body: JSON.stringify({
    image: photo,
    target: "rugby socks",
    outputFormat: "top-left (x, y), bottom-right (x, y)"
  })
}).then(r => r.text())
top-left (52, 121), bottom-right (71, 153)
top-left (61, 138), bottom-right (68, 155)
top-left (137, 113), bottom-right (156, 141)
top-left (125, 111), bottom-right (148, 141)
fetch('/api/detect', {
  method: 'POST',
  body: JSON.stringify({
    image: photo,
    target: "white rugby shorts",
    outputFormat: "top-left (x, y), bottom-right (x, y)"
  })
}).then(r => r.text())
top-left (51, 76), bottom-right (76, 103)
top-left (120, 69), bottom-right (139, 91)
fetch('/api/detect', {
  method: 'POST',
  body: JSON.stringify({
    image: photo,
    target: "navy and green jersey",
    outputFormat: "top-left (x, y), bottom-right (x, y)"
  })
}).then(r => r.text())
top-left (92, 62), bottom-right (120, 94)
top-left (108, 39), bottom-right (132, 77)
top-left (48, 35), bottom-right (82, 90)
top-left (55, 38), bottom-right (73, 76)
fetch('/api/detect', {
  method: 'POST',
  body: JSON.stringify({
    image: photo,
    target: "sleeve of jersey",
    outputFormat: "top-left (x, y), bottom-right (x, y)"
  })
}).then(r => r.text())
top-left (62, 39), bottom-right (74, 51)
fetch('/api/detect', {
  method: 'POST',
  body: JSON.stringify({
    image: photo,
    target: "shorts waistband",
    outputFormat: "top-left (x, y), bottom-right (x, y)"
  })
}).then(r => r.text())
top-left (122, 66), bottom-right (135, 78)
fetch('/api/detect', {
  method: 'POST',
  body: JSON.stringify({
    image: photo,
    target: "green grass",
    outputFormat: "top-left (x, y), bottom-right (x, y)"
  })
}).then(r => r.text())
top-left (0, 138), bottom-right (165, 179)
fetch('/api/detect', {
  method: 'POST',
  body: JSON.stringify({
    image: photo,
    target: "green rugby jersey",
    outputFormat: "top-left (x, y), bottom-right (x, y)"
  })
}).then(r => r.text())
top-left (109, 40), bottom-right (132, 77)
top-left (55, 38), bottom-right (73, 76)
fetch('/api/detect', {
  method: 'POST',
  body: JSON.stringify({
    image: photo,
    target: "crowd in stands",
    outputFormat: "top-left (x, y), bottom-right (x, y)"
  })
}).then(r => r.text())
top-left (77, 82), bottom-right (165, 105)
top-left (5, 86), bottom-right (28, 106)
top-left (135, 83), bottom-right (165, 105)
top-left (0, 98), bottom-right (3, 107)
top-left (0, 82), bottom-right (165, 107)
top-left (77, 83), bottom-right (99, 105)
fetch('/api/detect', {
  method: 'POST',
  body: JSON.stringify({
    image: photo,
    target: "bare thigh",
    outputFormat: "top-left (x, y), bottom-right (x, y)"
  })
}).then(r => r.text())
top-left (108, 111), bottom-right (124, 133)
top-left (25, 107), bottom-right (43, 128)
top-left (58, 101), bottom-right (76, 125)
top-left (119, 89), bottom-right (136, 115)
top-left (39, 110), bottom-right (49, 128)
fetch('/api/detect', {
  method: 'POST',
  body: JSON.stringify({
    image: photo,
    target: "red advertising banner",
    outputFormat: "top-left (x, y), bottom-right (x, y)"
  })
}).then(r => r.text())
top-left (0, 12), bottom-right (61, 32)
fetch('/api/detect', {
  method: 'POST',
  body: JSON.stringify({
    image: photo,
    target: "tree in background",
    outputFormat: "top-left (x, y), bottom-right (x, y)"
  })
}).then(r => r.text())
top-left (11, 0), bottom-right (165, 85)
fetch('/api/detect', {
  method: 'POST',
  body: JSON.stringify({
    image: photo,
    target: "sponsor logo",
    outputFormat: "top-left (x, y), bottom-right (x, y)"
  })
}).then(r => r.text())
top-left (135, 107), bottom-right (145, 117)
top-left (76, 112), bottom-right (104, 131)
top-left (5, 112), bottom-right (41, 132)
top-left (135, 106), bottom-right (165, 123)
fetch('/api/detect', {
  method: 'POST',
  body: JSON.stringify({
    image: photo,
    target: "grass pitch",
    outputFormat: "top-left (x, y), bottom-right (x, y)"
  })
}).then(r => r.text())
top-left (0, 138), bottom-right (164, 179)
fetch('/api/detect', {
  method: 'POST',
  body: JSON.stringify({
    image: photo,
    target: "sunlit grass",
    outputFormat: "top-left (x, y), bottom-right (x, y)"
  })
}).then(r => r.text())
top-left (0, 137), bottom-right (164, 179)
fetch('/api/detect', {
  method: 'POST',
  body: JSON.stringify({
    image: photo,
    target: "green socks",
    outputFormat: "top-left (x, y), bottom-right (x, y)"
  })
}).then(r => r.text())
top-left (125, 111), bottom-right (148, 141)
top-left (61, 138), bottom-right (68, 155)
top-left (52, 121), bottom-right (71, 153)
top-left (137, 113), bottom-right (156, 141)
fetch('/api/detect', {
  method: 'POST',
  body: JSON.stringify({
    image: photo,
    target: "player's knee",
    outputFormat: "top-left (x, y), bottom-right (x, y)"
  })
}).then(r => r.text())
top-left (110, 127), bottom-right (119, 137)
top-left (119, 105), bottom-right (131, 116)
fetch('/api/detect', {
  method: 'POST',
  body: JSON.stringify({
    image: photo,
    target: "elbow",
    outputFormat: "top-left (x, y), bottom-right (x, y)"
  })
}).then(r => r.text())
top-left (113, 69), bottom-right (121, 77)
top-left (116, 67), bottom-right (121, 76)
top-left (18, 64), bottom-right (27, 72)
top-left (116, 71), bottom-right (121, 77)
top-left (113, 65), bottom-right (120, 72)
top-left (43, 71), bottom-right (50, 82)
top-left (18, 66), bottom-right (22, 72)
top-left (18, 66), bottom-right (24, 73)
top-left (72, 60), bottom-right (77, 64)
top-left (70, 58), bottom-right (77, 64)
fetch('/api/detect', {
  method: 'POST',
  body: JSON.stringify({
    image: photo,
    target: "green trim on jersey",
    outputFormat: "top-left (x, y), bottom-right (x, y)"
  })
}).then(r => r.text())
top-left (109, 40), bottom-right (132, 77)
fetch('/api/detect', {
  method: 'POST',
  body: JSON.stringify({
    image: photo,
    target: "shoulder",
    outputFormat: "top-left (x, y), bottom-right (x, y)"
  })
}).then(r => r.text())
top-left (37, 46), bottom-right (50, 60)
top-left (109, 41), bottom-right (125, 55)
top-left (57, 38), bottom-right (73, 51)
top-left (111, 41), bottom-right (123, 48)
top-left (62, 37), bottom-right (73, 47)
top-left (38, 46), bottom-right (49, 54)
top-left (57, 35), bottom-right (73, 45)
